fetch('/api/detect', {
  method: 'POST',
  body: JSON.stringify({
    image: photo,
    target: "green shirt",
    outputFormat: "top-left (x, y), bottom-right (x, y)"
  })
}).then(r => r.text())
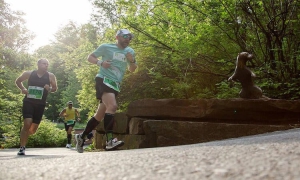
top-left (93, 43), bottom-right (136, 83)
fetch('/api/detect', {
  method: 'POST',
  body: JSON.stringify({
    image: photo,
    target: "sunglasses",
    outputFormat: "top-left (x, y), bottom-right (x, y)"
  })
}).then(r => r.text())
top-left (120, 34), bottom-right (132, 40)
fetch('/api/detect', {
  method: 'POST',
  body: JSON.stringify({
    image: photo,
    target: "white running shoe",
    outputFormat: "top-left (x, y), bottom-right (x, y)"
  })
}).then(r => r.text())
top-left (17, 147), bottom-right (25, 155)
top-left (105, 138), bottom-right (124, 151)
top-left (66, 144), bottom-right (71, 148)
top-left (75, 134), bottom-right (84, 153)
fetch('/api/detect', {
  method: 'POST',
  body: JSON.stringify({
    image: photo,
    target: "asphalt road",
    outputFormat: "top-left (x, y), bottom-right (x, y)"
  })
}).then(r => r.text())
top-left (1, 128), bottom-right (300, 180)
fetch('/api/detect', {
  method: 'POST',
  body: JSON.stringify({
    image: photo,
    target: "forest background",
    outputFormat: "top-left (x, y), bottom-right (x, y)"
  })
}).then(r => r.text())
top-left (1, 0), bottom-right (300, 148)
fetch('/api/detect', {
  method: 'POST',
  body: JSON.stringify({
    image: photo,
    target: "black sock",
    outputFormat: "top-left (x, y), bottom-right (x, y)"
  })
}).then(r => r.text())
top-left (81, 117), bottom-right (99, 138)
top-left (104, 113), bottom-right (114, 141)
top-left (87, 132), bottom-right (94, 140)
top-left (67, 134), bottom-right (72, 144)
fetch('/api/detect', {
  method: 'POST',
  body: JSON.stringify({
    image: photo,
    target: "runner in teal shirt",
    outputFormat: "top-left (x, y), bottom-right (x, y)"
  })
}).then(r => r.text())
top-left (94, 43), bottom-right (135, 83)
top-left (75, 29), bottom-right (138, 153)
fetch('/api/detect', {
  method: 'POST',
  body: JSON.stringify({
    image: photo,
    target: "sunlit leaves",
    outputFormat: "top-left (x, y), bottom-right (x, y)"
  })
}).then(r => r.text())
top-left (0, 0), bottom-right (34, 52)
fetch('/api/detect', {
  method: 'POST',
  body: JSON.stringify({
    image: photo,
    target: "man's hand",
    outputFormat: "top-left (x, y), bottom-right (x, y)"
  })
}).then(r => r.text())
top-left (102, 60), bottom-right (112, 68)
top-left (21, 88), bottom-right (28, 95)
top-left (126, 52), bottom-right (135, 63)
top-left (44, 84), bottom-right (51, 92)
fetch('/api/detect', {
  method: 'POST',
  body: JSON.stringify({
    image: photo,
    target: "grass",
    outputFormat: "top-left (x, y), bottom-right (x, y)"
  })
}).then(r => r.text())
top-left (54, 122), bottom-right (87, 130)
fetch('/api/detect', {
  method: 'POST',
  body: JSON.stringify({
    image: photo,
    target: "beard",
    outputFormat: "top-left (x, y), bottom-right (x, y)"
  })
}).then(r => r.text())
top-left (119, 41), bottom-right (129, 49)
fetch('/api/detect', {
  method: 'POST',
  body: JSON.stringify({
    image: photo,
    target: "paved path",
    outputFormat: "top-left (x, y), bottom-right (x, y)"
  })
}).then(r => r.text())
top-left (1, 128), bottom-right (300, 180)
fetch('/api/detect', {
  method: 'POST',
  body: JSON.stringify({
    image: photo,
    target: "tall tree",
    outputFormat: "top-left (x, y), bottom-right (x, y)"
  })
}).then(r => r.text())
top-left (0, 0), bottom-right (35, 147)
top-left (91, 0), bottom-right (300, 100)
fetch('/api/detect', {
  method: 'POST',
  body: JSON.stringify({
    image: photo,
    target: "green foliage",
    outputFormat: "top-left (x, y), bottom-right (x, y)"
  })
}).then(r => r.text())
top-left (0, 0), bottom-right (36, 149)
top-left (0, 112), bottom-right (22, 148)
top-left (58, 73), bottom-right (81, 110)
top-left (258, 77), bottom-right (300, 100)
top-left (76, 60), bottom-right (99, 117)
top-left (215, 81), bottom-right (241, 99)
top-left (0, 0), bottom-right (34, 52)
top-left (0, 69), bottom-right (24, 148)
top-left (1, 119), bottom-right (66, 148)
top-left (26, 120), bottom-right (66, 147)
top-left (105, 0), bottom-right (298, 92)
top-left (83, 143), bottom-right (96, 152)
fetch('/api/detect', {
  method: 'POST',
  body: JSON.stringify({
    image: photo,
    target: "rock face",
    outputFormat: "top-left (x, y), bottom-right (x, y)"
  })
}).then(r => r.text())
top-left (94, 98), bottom-right (300, 149)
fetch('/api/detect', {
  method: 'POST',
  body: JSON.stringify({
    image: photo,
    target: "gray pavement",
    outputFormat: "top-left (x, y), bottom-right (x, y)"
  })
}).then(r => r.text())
top-left (1, 128), bottom-right (300, 180)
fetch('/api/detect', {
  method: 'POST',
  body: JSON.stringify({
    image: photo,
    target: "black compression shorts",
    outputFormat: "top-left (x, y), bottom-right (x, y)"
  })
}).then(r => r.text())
top-left (95, 77), bottom-right (119, 102)
top-left (22, 101), bottom-right (46, 124)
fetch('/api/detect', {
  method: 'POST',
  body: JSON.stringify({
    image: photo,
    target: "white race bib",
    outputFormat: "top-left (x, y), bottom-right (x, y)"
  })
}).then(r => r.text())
top-left (27, 86), bottom-right (44, 99)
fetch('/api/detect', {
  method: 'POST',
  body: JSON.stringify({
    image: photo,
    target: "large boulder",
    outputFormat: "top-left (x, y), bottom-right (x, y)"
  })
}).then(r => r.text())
top-left (94, 98), bottom-right (300, 150)
top-left (96, 112), bottom-right (129, 134)
top-left (127, 98), bottom-right (300, 125)
top-left (94, 133), bottom-right (147, 150)
top-left (142, 120), bottom-right (293, 147)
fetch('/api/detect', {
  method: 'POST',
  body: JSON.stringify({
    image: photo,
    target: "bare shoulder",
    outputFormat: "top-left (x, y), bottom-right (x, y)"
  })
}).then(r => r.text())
top-left (48, 72), bottom-right (56, 77)
top-left (19, 71), bottom-right (33, 79)
top-left (59, 108), bottom-right (66, 114)
top-left (24, 70), bottom-right (33, 75)
top-left (48, 72), bottom-right (57, 80)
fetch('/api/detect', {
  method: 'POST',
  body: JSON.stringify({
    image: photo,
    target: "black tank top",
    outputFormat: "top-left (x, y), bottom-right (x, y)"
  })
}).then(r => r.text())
top-left (23, 70), bottom-right (50, 105)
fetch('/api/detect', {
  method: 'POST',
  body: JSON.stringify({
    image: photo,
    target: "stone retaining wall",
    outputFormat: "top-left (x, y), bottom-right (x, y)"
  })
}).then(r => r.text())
top-left (94, 98), bottom-right (300, 150)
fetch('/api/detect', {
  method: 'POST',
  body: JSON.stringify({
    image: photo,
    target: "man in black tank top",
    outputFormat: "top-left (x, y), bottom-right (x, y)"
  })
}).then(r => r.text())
top-left (15, 58), bottom-right (58, 155)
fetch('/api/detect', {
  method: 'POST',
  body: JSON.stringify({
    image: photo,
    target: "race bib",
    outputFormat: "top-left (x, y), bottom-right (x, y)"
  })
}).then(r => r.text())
top-left (113, 52), bottom-right (126, 62)
top-left (27, 86), bottom-right (44, 99)
top-left (103, 77), bottom-right (120, 92)
top-left (66, 120), bottom-right (75, 125)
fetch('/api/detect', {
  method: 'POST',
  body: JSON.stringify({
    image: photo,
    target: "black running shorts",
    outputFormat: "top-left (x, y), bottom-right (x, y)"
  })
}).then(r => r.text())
top-left (64, 122), bottom-right (76, 131)
top-left (95, 77), bottom-right (119, 102)
top-left (22, 101), bottom-right (46, 124)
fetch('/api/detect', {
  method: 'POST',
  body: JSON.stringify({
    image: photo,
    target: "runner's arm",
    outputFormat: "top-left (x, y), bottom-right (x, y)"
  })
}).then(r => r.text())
top-left (15, 71), bottom-right (31, 94)
top-left (128, 62), bottom-right (137, 72)
top-left (87, 53), bottom-right (99, 65)
top-left (48, 73), bottom-right (58, 92)
top-left (75, 109), bottom-right (81, 121)
top-left (126, 52), bottom-right (137, 72)
top-left (59, 109), bottom-right (66, 117)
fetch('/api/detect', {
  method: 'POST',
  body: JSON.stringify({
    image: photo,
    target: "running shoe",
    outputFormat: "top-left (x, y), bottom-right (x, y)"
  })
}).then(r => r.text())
top-left (66, 144), bottom-right (71, 148)
top-left (75, 134), bottom-right (84, 153)
top-left (17, 146), bottom-right (25, 155)
top-left (105, 138), bottom-right (124, 151)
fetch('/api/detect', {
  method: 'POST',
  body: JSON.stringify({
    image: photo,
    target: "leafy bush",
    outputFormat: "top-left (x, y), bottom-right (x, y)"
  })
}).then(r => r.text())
top-left (1, 125), bottom-right (20, 148)
top-left (215, 81), bottom-right (241, 99)
top-left (27, 120), bottom-right (66, 147)
top-left (1, 119), bottom-right (66, 148)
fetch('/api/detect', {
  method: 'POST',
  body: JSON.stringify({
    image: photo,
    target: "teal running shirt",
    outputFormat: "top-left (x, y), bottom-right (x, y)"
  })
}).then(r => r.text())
top-left (93, 43), bottom-right (136, 83)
